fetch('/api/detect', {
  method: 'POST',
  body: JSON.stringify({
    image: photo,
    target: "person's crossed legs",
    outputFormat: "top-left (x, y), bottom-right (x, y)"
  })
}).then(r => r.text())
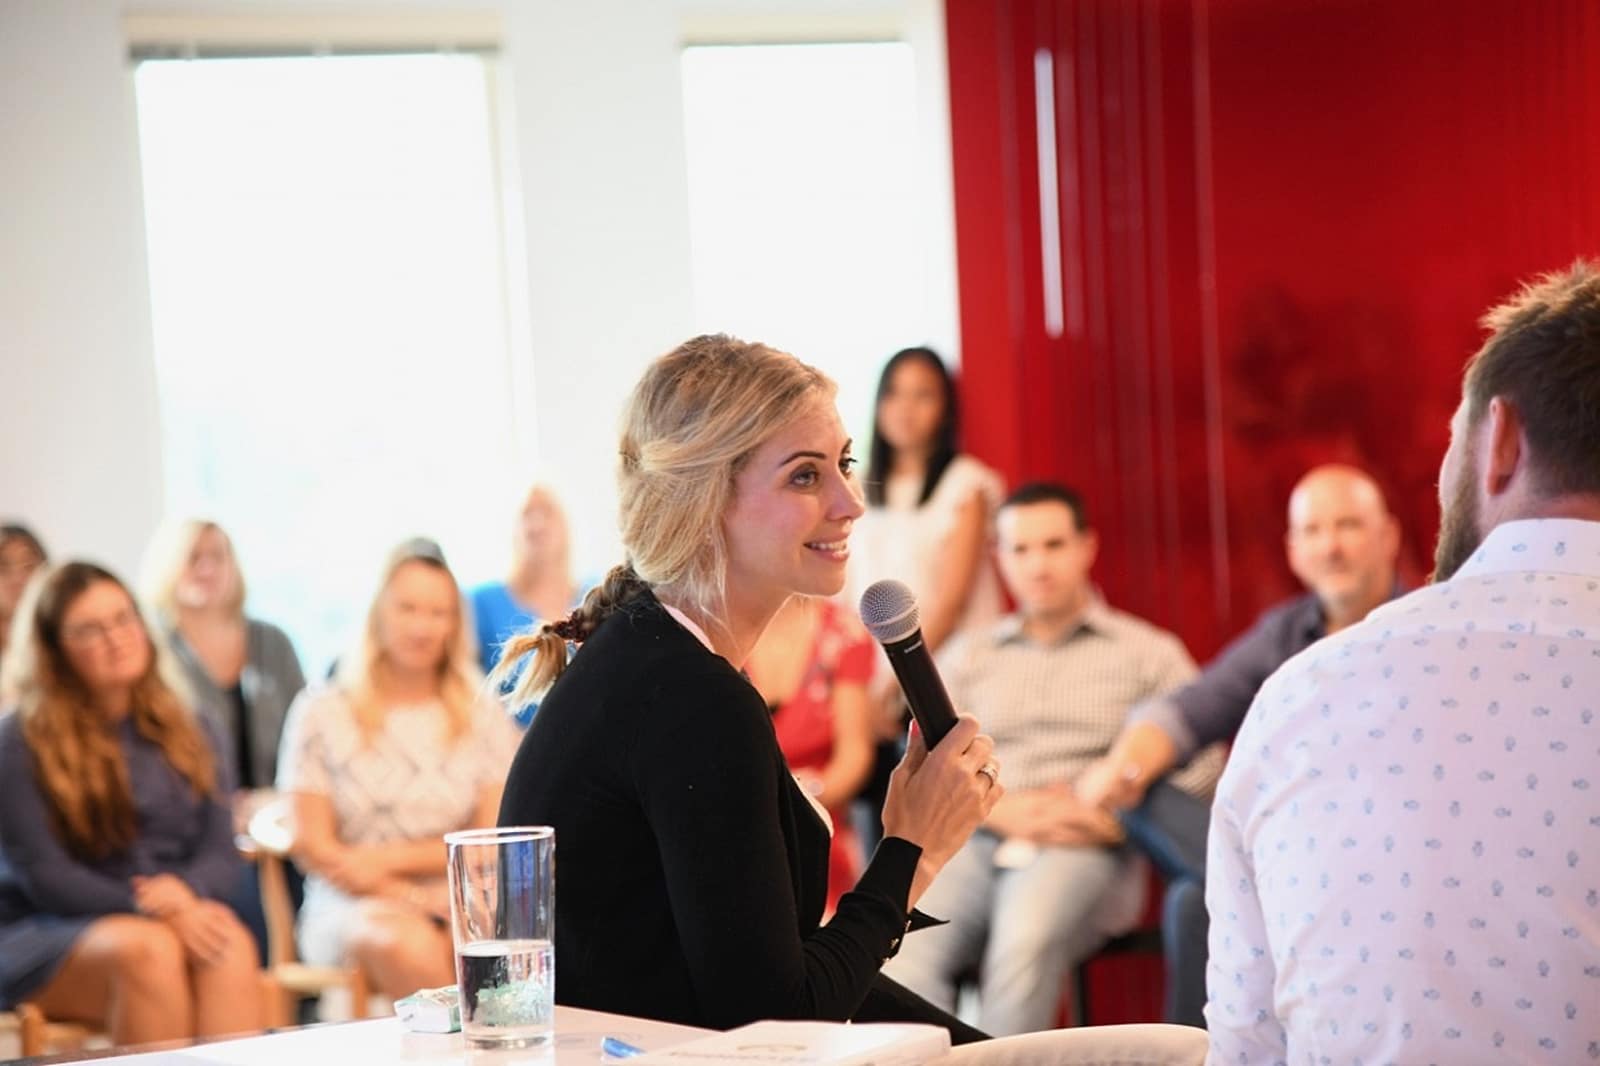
top-left (881, 831), bottom-right (997, 1015)
top-left (884, 831), bottom-right (1125, 1036)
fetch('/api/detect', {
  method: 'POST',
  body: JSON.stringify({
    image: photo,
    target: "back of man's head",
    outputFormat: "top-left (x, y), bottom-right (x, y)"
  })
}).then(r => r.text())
top-left (1465, 260), bottom-right (1600, 499)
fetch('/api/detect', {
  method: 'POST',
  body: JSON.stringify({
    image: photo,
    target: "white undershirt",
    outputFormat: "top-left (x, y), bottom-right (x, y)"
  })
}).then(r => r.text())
top-left (661, 603), bottom-right (714, 653)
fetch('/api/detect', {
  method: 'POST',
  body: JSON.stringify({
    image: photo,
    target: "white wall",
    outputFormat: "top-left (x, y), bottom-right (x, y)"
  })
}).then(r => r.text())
top-left (0, 0), bottom-right (955, 587)
top-left (0, 0), bottom-right (165, 578)
top-left (497, 0), bottom-right (695, 579)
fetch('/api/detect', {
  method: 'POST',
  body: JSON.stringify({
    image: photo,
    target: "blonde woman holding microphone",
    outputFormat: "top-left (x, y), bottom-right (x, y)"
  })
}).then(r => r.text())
top-left (494, 335), bottom-right (1002, 1043)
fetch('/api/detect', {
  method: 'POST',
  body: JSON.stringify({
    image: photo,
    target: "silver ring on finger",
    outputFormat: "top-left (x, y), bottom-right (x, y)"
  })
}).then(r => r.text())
top-left (977, 761), bottom-right (999, 788)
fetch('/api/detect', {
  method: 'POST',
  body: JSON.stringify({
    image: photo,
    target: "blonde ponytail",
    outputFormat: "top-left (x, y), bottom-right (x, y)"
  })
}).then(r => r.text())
top-left (492, 562), bottom-right (645, 709)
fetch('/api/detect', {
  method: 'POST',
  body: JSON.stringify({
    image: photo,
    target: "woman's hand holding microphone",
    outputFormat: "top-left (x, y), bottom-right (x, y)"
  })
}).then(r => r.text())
top-left (879, 714), bottom-right (1001, 907)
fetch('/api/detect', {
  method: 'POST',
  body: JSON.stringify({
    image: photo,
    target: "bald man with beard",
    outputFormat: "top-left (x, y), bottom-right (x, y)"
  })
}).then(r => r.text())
top-left (1075, 464), bottom-right (1402, 1026)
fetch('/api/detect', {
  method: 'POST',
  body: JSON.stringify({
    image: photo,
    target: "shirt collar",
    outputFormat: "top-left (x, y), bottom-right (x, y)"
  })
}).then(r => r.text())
top-left (1301, 574), bottom-right (1408, 640)
top-left (1289, 593), bottom-right (1329, 642)
top-left (661, 603), bottom-right (716, 653)
top-left (1449, 517), bottom-right (1600, 582)
top-left (993, 595), bottom-right (1113, 647)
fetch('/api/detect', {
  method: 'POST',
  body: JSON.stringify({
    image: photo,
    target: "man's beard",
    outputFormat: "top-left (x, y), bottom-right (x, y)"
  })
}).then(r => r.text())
top-left (1432, 454), bottom-right (1483, 582)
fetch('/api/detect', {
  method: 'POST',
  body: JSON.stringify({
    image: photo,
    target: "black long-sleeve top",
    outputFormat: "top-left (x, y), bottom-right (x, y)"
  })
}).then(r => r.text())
top-left (497, 590), bottom-right (927, 1031)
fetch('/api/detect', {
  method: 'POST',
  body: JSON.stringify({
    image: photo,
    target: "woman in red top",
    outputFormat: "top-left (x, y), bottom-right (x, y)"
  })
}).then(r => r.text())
top-left (746, 597), bottom-right (876, 913)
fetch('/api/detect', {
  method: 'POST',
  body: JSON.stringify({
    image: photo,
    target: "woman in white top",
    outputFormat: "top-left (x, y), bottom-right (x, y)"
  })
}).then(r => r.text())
top-left (848, 349), bottom-right (1005, 847)
top-left (852, 347), bottom-right (1005, 659)
top-left (276, 539), bottom-right (517, 1001)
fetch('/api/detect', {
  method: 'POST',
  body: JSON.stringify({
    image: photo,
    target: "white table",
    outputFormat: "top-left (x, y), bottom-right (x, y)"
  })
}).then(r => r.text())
top-left (94, 1007), bottom-right (710, 1065)
top-left (59, 1009), bottom-right (1211, 1065)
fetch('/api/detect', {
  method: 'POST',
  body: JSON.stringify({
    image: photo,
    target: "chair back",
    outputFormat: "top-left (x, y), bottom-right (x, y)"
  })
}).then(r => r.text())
top-left (4, 1004), bottom-right (96, 1057)
top-left (246, 794), bottom-right (369, 1024)
top-left (247, 796), bottom-right (300, 970)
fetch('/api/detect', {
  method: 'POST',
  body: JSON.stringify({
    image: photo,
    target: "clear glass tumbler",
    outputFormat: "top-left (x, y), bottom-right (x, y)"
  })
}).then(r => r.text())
top-left (444, 826), bottom-right (555, 1049)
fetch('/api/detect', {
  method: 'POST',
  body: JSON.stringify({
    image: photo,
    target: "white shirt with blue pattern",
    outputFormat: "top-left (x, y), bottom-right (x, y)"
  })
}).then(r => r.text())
top-left (1206, 518), bottom-right (1600, 1065)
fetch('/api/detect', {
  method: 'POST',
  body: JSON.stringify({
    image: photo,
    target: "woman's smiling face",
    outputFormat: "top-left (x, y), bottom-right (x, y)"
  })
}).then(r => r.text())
top-left (721, 399), bottom-right (865, 605)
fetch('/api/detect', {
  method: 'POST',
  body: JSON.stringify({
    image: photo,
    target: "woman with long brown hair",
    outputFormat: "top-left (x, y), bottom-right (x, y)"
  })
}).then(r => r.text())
top-left (275, 539), bottom-right (517, 1003)
top-left (0, 563), bottom-right (260, 1043)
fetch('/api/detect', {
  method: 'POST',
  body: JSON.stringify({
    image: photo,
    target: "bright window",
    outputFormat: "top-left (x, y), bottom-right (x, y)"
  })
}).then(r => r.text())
top-left (134, 54), bottom-right (521, 673)
top-left (681, 42), bottom-right (954, 448)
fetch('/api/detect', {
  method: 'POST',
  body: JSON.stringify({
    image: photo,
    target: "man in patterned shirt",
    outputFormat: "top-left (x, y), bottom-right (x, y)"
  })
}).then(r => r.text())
top-left (882, 482), bottom-right (1225, 1036)
top-left (1206, 261), bottom-right (1600, 1063)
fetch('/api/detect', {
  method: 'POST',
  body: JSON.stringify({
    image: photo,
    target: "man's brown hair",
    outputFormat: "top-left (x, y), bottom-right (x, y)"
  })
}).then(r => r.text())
top-left (1464, 260), bottom-right (1600, 498)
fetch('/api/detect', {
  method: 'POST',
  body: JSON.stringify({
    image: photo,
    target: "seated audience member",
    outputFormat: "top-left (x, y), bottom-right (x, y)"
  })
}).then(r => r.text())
top-left (143, 519), bottom-right (305, 795)
top-left (0, 563), bottom-right (259, 1044)
top-left (470, 485), bottom-right (580, 673)
top-left (1076, 462), bottom-right (1401, 1025)
top-left (745, 595), bottom-right (876, 913)
top-left (883, 483), bottom-right (1224, 1036)
top-left (1205, 262), bottom-right (1600, 1062)
top-left (142, 518), bottom-right (307, 963)
top-left (0, 524), bottom-right (48, 658)
top-left (276, 538), bottom-right (517, 1002)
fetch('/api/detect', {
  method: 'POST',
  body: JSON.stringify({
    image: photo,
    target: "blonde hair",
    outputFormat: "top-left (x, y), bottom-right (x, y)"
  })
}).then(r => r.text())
top-left (493, 334), bottom-right (835, 708)
top-left (140, 518), bottom-right (247, 621)
top-left (2, 562), bottom-right (215, 861)
top-left (339, 539), bottom-right (482, 743)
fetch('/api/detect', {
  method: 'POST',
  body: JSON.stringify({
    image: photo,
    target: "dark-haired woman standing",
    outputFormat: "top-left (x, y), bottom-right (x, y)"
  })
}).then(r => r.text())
top-left (852, 347), bottom-right (1004, 659)
top-left (848, 348), bottom-right (1005, 844)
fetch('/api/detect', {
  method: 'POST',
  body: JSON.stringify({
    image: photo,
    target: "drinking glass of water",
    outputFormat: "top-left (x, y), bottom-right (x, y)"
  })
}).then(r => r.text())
top-left (444, 826), bottom-right (555, 1049)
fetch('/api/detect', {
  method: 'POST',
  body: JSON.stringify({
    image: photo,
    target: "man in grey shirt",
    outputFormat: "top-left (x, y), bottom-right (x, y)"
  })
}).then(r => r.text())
top-left (1077, 463), bottom-right (1403, 1025)
top-left (882, 482), bottom-right (1224, 1036)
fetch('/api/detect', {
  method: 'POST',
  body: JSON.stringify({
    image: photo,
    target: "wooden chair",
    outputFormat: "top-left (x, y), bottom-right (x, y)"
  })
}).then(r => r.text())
top-left (1, 1003), bottom-right (98, 1058)
top-left (246, 796), bottom-right (369, 1026)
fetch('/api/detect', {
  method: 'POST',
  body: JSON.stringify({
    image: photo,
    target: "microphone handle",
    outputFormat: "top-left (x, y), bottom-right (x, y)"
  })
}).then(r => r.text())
top-left (882, 630), bottom-right (959, 748)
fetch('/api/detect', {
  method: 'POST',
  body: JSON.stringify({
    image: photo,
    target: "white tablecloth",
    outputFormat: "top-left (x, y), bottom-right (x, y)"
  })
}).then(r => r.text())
top-left (99, 1007), bottom-right (710, 1065)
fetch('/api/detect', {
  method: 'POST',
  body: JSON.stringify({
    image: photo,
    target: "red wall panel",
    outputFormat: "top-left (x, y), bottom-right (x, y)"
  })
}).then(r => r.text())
top-left (948, 0), bottom-right (1600, 667)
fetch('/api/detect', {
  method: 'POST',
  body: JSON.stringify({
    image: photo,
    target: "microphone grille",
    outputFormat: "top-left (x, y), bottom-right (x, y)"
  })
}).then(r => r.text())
top-left (858, 579), bottom-right (920, 644)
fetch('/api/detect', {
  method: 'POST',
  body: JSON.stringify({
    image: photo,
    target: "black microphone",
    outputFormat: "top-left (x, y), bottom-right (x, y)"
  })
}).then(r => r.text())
top-left (858, 579), bottom-right (959, 748)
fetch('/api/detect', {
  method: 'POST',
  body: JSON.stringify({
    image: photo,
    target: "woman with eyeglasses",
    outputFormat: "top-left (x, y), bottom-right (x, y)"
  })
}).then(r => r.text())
top-left (0, 562), bottom-right (260, 1044)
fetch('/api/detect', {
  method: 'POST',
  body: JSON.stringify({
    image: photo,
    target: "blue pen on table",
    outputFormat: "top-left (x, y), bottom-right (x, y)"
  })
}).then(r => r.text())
top-left (601, 1035), bottom-right (646, 1060)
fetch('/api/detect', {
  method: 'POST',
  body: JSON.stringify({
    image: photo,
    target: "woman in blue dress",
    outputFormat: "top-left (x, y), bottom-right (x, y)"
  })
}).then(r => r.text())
top-left (0, 563), bottom-right (259, 1044)
top-left (470, 485), bottom-right (583, 725)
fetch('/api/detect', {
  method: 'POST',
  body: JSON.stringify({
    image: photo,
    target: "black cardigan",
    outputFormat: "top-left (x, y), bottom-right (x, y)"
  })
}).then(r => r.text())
top-left (497, 591), bottom-right (936, 1031)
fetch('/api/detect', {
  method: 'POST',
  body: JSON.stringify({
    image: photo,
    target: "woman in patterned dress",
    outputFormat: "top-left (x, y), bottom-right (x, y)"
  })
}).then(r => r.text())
top-left (275, 539), bottom-right (518, 1002)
